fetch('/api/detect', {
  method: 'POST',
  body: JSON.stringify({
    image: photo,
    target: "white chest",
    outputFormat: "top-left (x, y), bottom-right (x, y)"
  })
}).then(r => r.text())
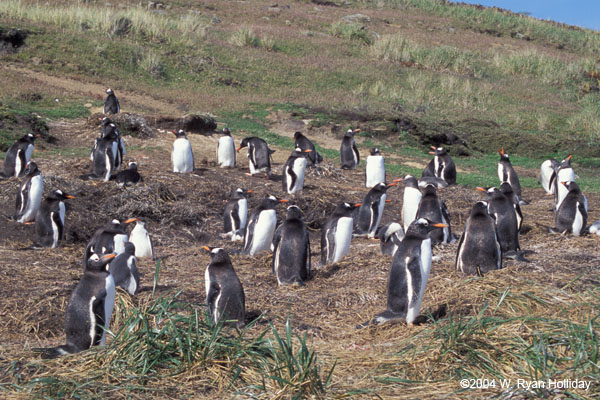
top-left (403, 187), bottom-right (422, 231)
top-left (100, 274), bottom-right (116, 345)
top-left (173, 139), bottom-right (193, 172)
top-left (238, 199), bottom-right (248, 230)
top-left (333, 217), bottom-right (353, 263)
top-left (20, 175), bottom-right (43, 222)
top-left (369, 194), bottom-right (386, 238)
top-left (365, 155), bottom-right (385, 187)
top-left (218, 136), bottom-right (235, 167)
top-left (556, 168), bottom-right (576, 208)
top-left (249, 210), bottom-right (277, 255)
top-left (289, 157), bottom-right (306, 193)
top-left (130, 225), bottom-right (153, 258)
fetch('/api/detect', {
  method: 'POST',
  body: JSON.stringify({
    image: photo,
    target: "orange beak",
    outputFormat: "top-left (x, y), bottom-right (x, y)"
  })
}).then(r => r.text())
top-left (433, 223), bottom-right (448, 228)
top-left (101, 254), bottom-right (116, 261)
top-left (354, 202), bottom-right (362, 207)
top-left (353, 129), bottom-right (361, 133)
top-left (387, 182), bottom-right (398, 187)
top-left (202, 246), bottom-right (210, 252)
top-left (304, 149), bottom-right (312, 153)
top-left (246, 190), bottom-right (253, 193)
top-left (430, 146), bottom-right (436, 150)
top-left (476, 187), bottom-right (487, 192)
top-left (279, 199), bottom-right (289, 203)
top-left (98, 117), bottom-right (102, 121)
top-left (65, 195), bottom-right (75, 199)
top-left (393, 178), bottom-right (403, 183)
top-left (237, 146), bottom-right (242, 152)
top-left (566, 154), bottom-right (572, 160)
top-left (385, 199), bottom-right (391, 203)
top-left (561, 181), bottom-right (568, 187)
top-left (429, 151), bottom-right (435, 155)
top-left (499, 147), bottom-right (505, 155)
top-left (125, 217), bottom-right (139, 224)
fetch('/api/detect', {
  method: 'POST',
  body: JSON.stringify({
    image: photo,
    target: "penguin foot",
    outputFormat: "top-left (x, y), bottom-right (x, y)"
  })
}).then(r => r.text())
top-left (503, 250), bottom-right (533, 262)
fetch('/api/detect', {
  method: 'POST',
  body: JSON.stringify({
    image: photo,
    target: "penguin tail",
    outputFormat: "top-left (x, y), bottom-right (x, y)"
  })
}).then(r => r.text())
top-left (32, 344), bottom-right (77, 359)
top-left (503, 250), bottom-right (533, 263)
top-left (519, 199), bottom-right (530, 206)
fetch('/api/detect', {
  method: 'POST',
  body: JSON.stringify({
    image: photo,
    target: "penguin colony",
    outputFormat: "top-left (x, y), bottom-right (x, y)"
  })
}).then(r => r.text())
top-left (1, 88), bottom-right (595, 358)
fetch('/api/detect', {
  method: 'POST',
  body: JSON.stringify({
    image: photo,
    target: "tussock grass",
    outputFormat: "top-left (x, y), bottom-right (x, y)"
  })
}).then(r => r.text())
top-left (567, 94), bottom-right (600, 143)
top-left (0, 0), bottom-right (209, 44)
top-left (371, 34), bottom-right (479, 76)
top-left (229, 27), bottom-right (279, 51)
top-left (330, 22), bottom-right (372, 45)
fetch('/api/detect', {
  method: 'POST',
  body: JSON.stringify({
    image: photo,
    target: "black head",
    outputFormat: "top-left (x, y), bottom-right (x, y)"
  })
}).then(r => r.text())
top-left (262, 194), bottom-right (288, 208)
top-left (406, 218), bottom-right (447, 238)
top-left (422, 183), bottom-right (438, 196)
top-left (429, 146), bottom-right (447, 156)
top-left (48, 190), bottom-right (75, 201)
top-left (173, 129), bottom-right (187, 138)
top-left (203, 246), bottom-right (231, 265)
top-left (128, 161), bottom-right (138, 171)
top-left (87, 253), bottom-right (116, 272)
top-left (498, 147), bottom-right (510, 162)
top-left (334, 201), bottom-right (361, 217)
top-left (123, 242), bottom-right (136, 255)
top-left (237, 137), bottom-right (251, 151)
top-left (22, 133), bottom-right (38, 143)
top-left (222, 127), bottom-right (231, 136)
top-left (100, 117), bottom-right (112, 127)
top-left (294, 131), bottom-right (304, 140)
top-left (230, 188), bottom-right (252, 200)
top-left (344, 128), bottom-right (359, 138)
top-left (499, 181), bottom-right (514, 195)
top-left (370, 147), bottom-right (381, 156)
top-left (286, 205), bottom-right (302, 220)
top-left (561, 180), bottom-right (580, 193)
top-left (105, 88), bottom-right (113, 95)
top-left (130, 216), bottom-right (146, 227)
top-left (396, 174), bottom-right (418, 189)
top-left (470, 201), bottom-right (489, 218)
top-left (477, 186), bottom-right (502, 199)
top-left (24, 161), bottom-right (39, 175)
top-left (559, 155), bottom-right (572, 168)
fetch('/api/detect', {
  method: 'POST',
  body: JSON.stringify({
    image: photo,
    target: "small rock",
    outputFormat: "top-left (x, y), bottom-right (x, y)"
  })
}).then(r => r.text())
top-left (84, 103), bottom-right (92, 108)
top-left (342, 14), bottom-right (371, 23)
top-left (285, 20), bottom-right (291, 25)
top-left (448, 26), bottom-right (455, 33)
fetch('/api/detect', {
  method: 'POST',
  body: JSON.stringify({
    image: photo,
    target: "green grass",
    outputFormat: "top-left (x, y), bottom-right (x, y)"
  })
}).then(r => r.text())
top-left (330, 22), bottom-right (373, 45)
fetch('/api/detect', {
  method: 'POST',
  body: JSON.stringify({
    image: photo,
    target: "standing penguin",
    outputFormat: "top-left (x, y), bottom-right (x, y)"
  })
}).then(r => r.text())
top-left (398, 175), bottom-right (422, 232)
top-left (294, 131), bottom-right (322, 165)
top-left (217, 128), bottom-right (236, 168)
top-left (34, 252), bottom-right (116, 358)
top-left (455, 201), bottom-right (502, 276)
top-left (91, 129), bottom-right (117, 181)
top-left (237, 137), bottom-right (273, 178)
top-left (272, 205), bottom-right (311, 285)
top-left (172, 130), bottom-right (194, 173)
top-left (104, 88), bottom-right (120, 114)
top-left (128, 217), bottom-right (154, 259)
top-left (551, 181), bottom-right (587, 236)
top-left (497, 148), bottom-right (523, 203)
top-left (109, 242), bottom-right (140, 295)
top-left (499, 182), bottom-right (523, 231)
top-left (13, 161), bottom-right (43, 223)
top-left (422, 146), bottom-right (456, 185)
top-left (372, 218), bottom-right (447, 325)
top-left (115, 162), bottom-right (142, 187)
top-left (340, 129), bottom-right (360, 170)
top-left (282, 147), bottom-right (311, 194)
top-left (95, 118), bottom-right (125, 171)
top-left (377, 222), bottom-right (405, 256)
top-left (223, 188), bottom-right (252, 242)
top-left (203, 247), bottom-right (245, 328)
top-left (553, 155), bottom-right (576, 210)
top-left (34, 190), bottom-right (74, 248)
top-left (243, 195), bottom-right (287, 255)
top-left (365, 148), bottom-right (385, 188)
top-left (354, 182), bottom-right (398, 238)
top-left (415, 184), bottom-right (454, 244)
top-left (321, 202), bottom-right (361, 265)
top-left (2, 133), bottom-right (37, 178)
top-left (83, 218), bottom-right (134, 268)
top-left (539, 158), bottom-right (559, 195)
top-left (478, 187), bottom-right (520, 253)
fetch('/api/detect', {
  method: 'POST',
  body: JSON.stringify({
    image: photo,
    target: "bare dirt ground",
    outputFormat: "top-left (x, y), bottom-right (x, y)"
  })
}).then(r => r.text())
top-left (0, 68), bottom-right (598, 398)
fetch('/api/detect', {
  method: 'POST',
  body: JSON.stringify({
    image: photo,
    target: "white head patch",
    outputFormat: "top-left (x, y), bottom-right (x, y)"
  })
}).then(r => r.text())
top-left (268, 195), bottom-right (277, 201)
top-left (56, 190), bottom-right (63, 195)
top-left (112, 219), bottom-right (120, 224)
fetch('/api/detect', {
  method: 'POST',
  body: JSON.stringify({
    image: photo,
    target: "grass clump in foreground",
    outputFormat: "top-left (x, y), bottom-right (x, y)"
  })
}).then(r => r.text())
top-left (1, 291), bottom-right (334, 398)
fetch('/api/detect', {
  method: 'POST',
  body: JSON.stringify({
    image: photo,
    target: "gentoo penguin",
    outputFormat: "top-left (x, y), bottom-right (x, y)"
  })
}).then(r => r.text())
top-left (203, 247), bottom-right (245, 328)
top-left (497, 148), bottom-right (523, 203)
top-left (422, 146), bottom-right (456, 185)
top-left (223, 188), bottom-right (252, 242)
top-left (372, 218), bottom-right (447, 325)
top-left (272, 205), bottom-right (311, 285)
top-left (217, 127), bottom-right (236, 168)
top-left (415, 184), bottom-right (454, 244)
top-left (34, 190), bottom-right (74, 248)
top-left (172, 130), bottom-right (194, 173)
top-left (13, 161), bottom-right (43, 223)
top-left (553, 155), bottom-right (576, 210)
top-left (294, 131), bottom-right (322, 165)
top-left (2, 133), bottom-right (37, 178)
top-left (83, 218), bottom-right (134, 268)
top-left (94, 118), bottom-right (125, 170)
top-left (109, 242), bottom-right (139, 295)
top-left (365, 148), bottom-right (385, 188)
top-left (354, 182), bottom-right (398, 238)
top-left (377, 222), bottom-right (405, 256)
top-left (478, 187), bottom-right (519, 253)
top-left (321, 202), bottom-right (361, 265)
top-left (551, 181), bottom-right (587, 236)
top-left (418, 176), bottom-right (448, 189)
top-left (499, 181), bottom-right (523, 231)
top-left (340, 129), bottom-right (360, 170)
top-left (539, 158), bottom-right (559, 195)
top-left (243, 195), bottom-right (287, 255)
top-left (90, 128), bottom-right (117, 181)
top-left (589, 221), bottom-right (600, 236)
top-left (128, 217), bottom-right (154, 259)
top-left (282, 147), bottom-right (311, 194)
top-left (114, 162), bottom-right (142, 187)
top-left (398, 175), bottom-right (422, 232)
top-left (104, 88), bottom-right (120, 114)
top-left (237, 137), bottom-right (273, 178)
top-left (34, 252), bottom-right (116, 358)
top-left (455, 201), bottom-right (502, 276)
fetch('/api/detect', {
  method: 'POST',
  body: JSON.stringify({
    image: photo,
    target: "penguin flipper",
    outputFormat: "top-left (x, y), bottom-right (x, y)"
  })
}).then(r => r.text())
top-left (206, 283), bottom-right (220, 320)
